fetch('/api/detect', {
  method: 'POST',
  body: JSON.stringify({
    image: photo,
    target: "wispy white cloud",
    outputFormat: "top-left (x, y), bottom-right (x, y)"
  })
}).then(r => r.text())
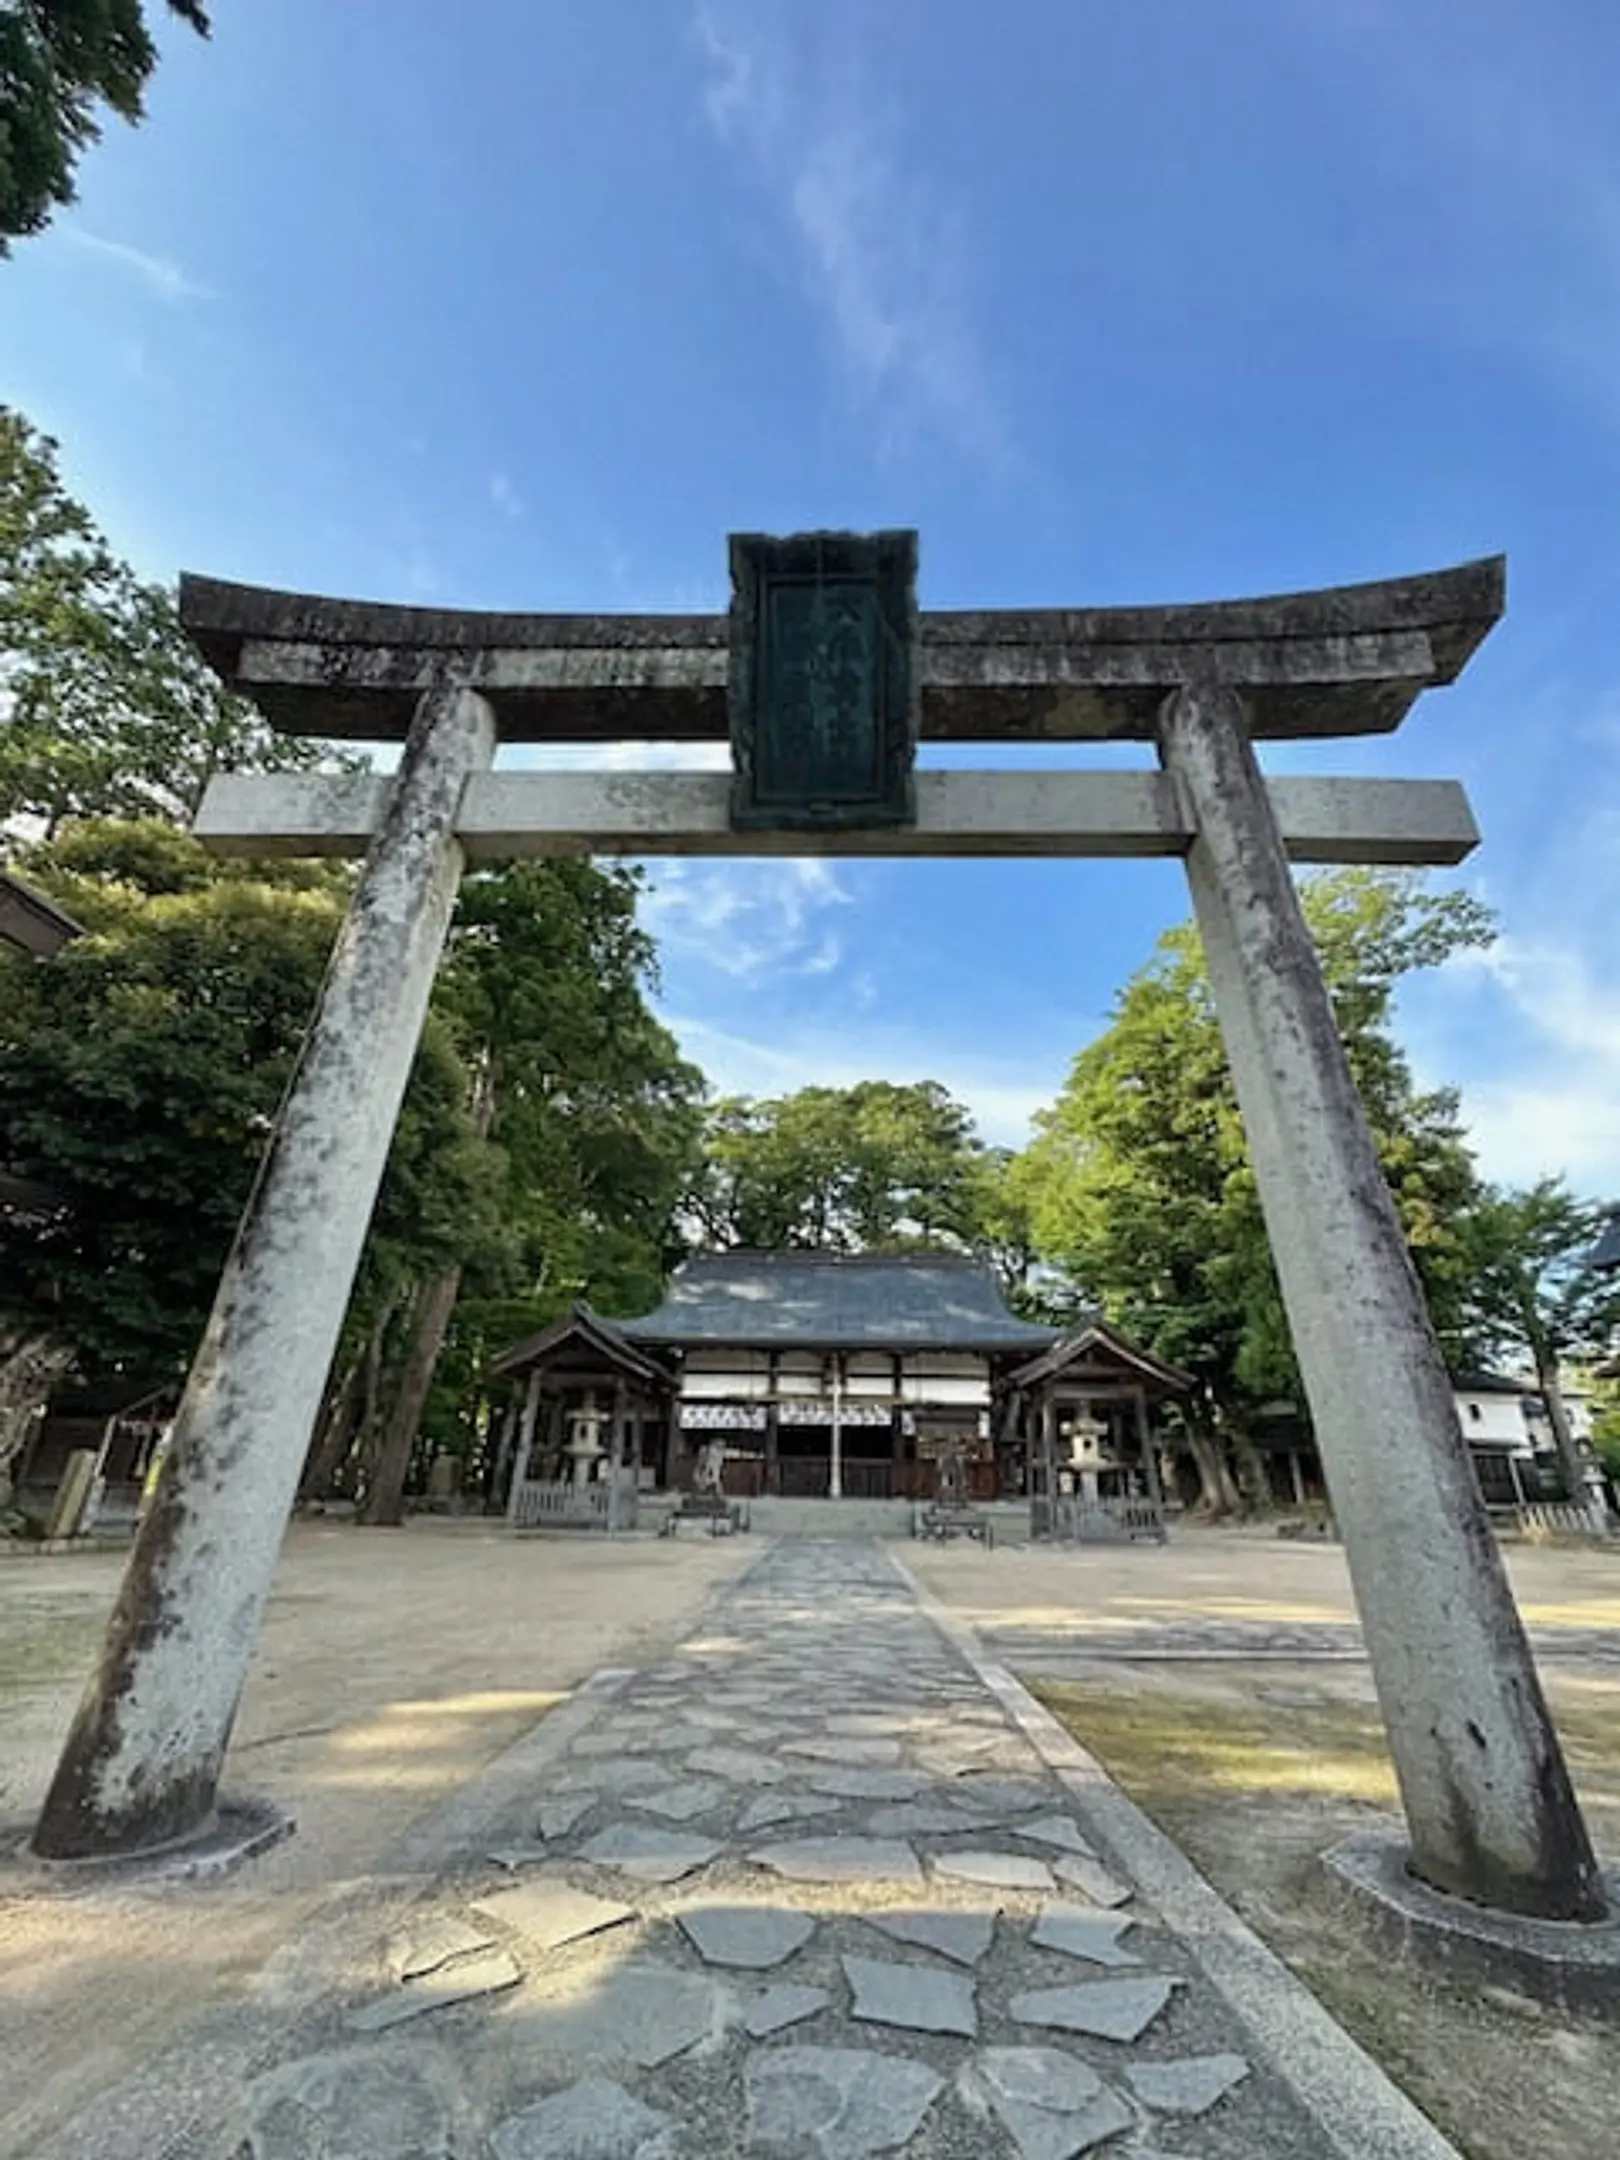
top-left (1404, 693), bottom-right (1620, 1194)
top-left (642, 857), bottom-right (852, 980)
top-left (668, 1011), bottom-right (1056, 1145)
top-left (489, 470), bottom-right (524, 519)
top-left (1433, 939), bottom-right (1620, 1192)
top-left (59, 227), bottom-right (211, 302)
top-left (693, 1), bottom-right (1003, 461)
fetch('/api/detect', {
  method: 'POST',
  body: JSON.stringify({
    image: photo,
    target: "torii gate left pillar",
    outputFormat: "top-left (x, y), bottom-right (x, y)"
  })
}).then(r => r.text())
top-left (33, 685), bottom-right (494, 1857)
top-left (31, 544), bottom-right (1604, 1930)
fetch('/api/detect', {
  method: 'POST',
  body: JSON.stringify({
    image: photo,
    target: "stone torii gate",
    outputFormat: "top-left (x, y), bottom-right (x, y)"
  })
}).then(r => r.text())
top-left (31, 540), bottom-right (1606, 1930)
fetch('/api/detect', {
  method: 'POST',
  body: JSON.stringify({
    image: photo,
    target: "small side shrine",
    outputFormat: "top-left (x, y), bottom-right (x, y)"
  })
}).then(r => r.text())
top-left (1007, 1322), bottom-right (1194, 1543)
top-left (491, 1303), bottom-right (670, 1531)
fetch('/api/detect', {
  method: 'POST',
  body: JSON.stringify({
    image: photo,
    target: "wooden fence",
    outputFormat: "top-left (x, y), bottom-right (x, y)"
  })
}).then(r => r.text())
top-left (1031, 1496), bottom-right (1168, 1545)
top-left (510, 1475), bottom-right (638, 1532)
top-left (1506, 1501), bottom-right (1608, 1540)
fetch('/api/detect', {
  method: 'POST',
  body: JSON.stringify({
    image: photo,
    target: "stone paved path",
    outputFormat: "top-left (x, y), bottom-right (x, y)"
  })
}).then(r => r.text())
top-left (225, 1541), bottom-right (1451, 2159)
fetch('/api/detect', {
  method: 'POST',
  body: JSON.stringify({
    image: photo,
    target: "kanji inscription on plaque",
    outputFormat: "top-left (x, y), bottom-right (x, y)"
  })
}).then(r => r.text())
top-left (728, 529), bottom-right (918, 831)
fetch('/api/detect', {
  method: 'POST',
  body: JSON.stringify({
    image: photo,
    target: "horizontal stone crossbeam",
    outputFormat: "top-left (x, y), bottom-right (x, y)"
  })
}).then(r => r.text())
top-left (178, 558), bottom-right (1505, 745)
top-left (194, 769), bottom-right (1480, 867)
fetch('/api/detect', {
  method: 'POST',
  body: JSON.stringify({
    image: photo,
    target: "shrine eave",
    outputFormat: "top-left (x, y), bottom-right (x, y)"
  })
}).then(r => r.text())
top-left (178, 556), bottom-right (1504, 746)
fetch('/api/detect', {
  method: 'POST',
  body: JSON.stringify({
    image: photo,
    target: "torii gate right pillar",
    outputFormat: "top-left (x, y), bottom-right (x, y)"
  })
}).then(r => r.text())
top-left (1159, 679), bottom-right (1604, 1921)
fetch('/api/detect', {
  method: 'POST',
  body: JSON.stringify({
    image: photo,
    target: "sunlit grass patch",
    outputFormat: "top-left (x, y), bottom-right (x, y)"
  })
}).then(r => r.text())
top-left (1030, 1678), bottom-right (1399, 1812)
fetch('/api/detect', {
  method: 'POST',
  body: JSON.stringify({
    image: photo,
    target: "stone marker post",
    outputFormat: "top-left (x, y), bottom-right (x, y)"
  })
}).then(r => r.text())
top-left (1159, 680), bottom-right (1604, 1922)
top-left (33, 687), bottom-right (496, 1860)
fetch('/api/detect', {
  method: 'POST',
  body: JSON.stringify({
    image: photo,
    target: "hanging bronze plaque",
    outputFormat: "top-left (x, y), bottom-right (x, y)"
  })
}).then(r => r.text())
top-left (728, 529), bottom-right (919, 831)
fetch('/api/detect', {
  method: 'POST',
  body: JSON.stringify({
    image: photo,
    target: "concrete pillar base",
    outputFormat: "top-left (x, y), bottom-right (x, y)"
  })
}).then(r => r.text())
top-left (1324, 1831), bottom-right (1620, 2017)
top-left (23, 1797), bottom-right (294, 1887)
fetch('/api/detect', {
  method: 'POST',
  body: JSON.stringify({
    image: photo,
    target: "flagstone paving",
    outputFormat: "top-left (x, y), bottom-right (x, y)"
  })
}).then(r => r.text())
top-left (225, 1539), bottom-right (1451, 2157)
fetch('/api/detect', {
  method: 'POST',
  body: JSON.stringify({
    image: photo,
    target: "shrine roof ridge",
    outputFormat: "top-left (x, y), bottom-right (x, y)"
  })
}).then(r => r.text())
top-left (177, 556), bottom-right (1504, 747)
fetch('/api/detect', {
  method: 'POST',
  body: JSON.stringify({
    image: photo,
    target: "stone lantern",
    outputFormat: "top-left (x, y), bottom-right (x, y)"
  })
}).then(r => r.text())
top-left (564, 1390), bottom-right (606, 1490)
top-left (1062, 1410), bottom-right (1108, 1506)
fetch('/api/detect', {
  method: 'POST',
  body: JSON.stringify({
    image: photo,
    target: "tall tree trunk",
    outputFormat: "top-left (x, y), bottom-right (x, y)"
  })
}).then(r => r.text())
top-left (360, 1054), bottom-right (496, 1529)
top-left (1533, 1342), bottom-right (1593, 1511)
top-left (361, 1269), bottom-right (464, 1526)
top-left (1183, 1415), bottom-right (1241, 1517)
top-left (298, 1355), bottom-right (364, 1504)
top-left (1228, 1427), bottom-right (1275, 1514)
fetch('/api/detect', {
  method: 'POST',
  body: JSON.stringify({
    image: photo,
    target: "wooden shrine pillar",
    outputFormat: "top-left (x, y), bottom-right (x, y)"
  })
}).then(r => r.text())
top-left (1132, 1387), bottom-right (1166, 1516)
top-left (765, 1353), bottom-right (780, 1496)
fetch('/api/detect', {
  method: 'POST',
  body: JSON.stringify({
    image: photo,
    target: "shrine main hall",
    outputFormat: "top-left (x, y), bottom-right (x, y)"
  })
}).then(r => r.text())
top-left (493, 1249), bottom-right (1188, 1508)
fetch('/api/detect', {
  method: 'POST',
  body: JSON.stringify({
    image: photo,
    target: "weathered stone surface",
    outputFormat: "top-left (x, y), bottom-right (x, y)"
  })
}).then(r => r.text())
top-left (556, 1758), bottom-right (671, 1795)
top-left (965, 2048), bottom-right (1135, 2160)
top-left (1017, 1817), bottom-right (1100, 1859)
top-left (745, 1983), bottom-right (831, 2037)
top-left (1029, 1905), bottom-right (1140, 1969)
top-left (1126, 2052), bottom-right (1251, 2115)
top-left (738, 1791), bottom-right (843, 1832)
top-left (31, 685), bottom-right (497, 1870)
top-left (950, 1777), bottom-right (1051, 1815)
top-left (536, 1796), bottom-right (596, 1841)
top-left (862, 1801), bottom-right (990, 1837)
top-left (1051, 1856), bottom-right (1133, 1908)
top-left (677, 1903), bottom-right (816, 1969)
top-left (491, 1842), bottom-right (558, 1873)
top-left (745, 2045), bottom-right (943, 2158)
top-left (518, 1964), bottom-right (718, 2069)
top-left (808, 1767), bottom-right (930, 1802)
top-left (390, 1913), bottom-right (497, 1980)
top-left (971, 2045), bottom-right (1105, 2112)
top-left (866, 1906), bottom-right (996, 1967)
top-left (577, 1823), bottom-right (722, 1884)
top-left (569, 1730), bottom-right (649, 1758)
top-left (627, 1780), bottom-right (729, 1823)
top-left (345, 1950), bottom-right (520, 2031)
top-left (186, 558), bottom-right (1505, 755)
top-left (488, 2074), bottom-right (681, 2158)
top-left (748, 1836), bottom-right (924, 1887)
top-left (932, 1849), bottom-right (1054, 1893)
top-left (1009, 1978), bottom-right (1180, 2043)
top-left (472, 1879), bottom-right (635, 1954)
top-left (842, 1952), bottom-right (977, 2036)
top-left (783, 1737), bottom-right (904, 1765)
top-left (687, 1745), bottom-right (791, 1785)
top-left (245, 2047), bottom-right (455, 2159)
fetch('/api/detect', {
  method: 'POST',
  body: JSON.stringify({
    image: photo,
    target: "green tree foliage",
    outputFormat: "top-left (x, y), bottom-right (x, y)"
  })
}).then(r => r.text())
top-left (0, 405), bottom-right (707, 1518)
top-left (0, 409), bottom-right (331, 829)
top-left (1457, 1178), bottom-right (1620, 1498)
top-left (0, 821), bottom-right (493, 1389)
top-left (1015, 870), bottom-right (1491, 1506)
top-left (0, 2), bottom-right (208, 248)
top-left (362, 859), bottom-right (706, 1516)
top-left (690, 1079), bottom-right (993, 1255)
top-left (440, 860), bottom-right (704, 1314)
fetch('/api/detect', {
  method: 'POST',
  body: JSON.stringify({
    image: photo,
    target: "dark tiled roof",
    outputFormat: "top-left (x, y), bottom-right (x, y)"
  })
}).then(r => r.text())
top-left (0, 869), bottom-right (82, 958)
top-left (620, 1251), bottom-right (1057, 1351)
top-left (492, 1301), bottom-right (667, 1383)
top-left (1007, 1321), bottom-right (1195, 1395)
top-left (1588, 1212), bottom-right (1620, 1272)
top-left (1450, 1368), bottom-right (1526, 1396)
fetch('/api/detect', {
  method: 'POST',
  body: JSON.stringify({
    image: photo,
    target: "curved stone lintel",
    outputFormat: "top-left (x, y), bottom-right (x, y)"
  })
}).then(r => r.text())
top-left (178, 557), bottom-right (1503, 745)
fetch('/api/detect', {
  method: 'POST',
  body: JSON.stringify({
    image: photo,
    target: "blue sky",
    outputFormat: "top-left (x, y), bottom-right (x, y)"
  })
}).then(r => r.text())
top-left (5, 0), bottom-right (1619, 1190)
